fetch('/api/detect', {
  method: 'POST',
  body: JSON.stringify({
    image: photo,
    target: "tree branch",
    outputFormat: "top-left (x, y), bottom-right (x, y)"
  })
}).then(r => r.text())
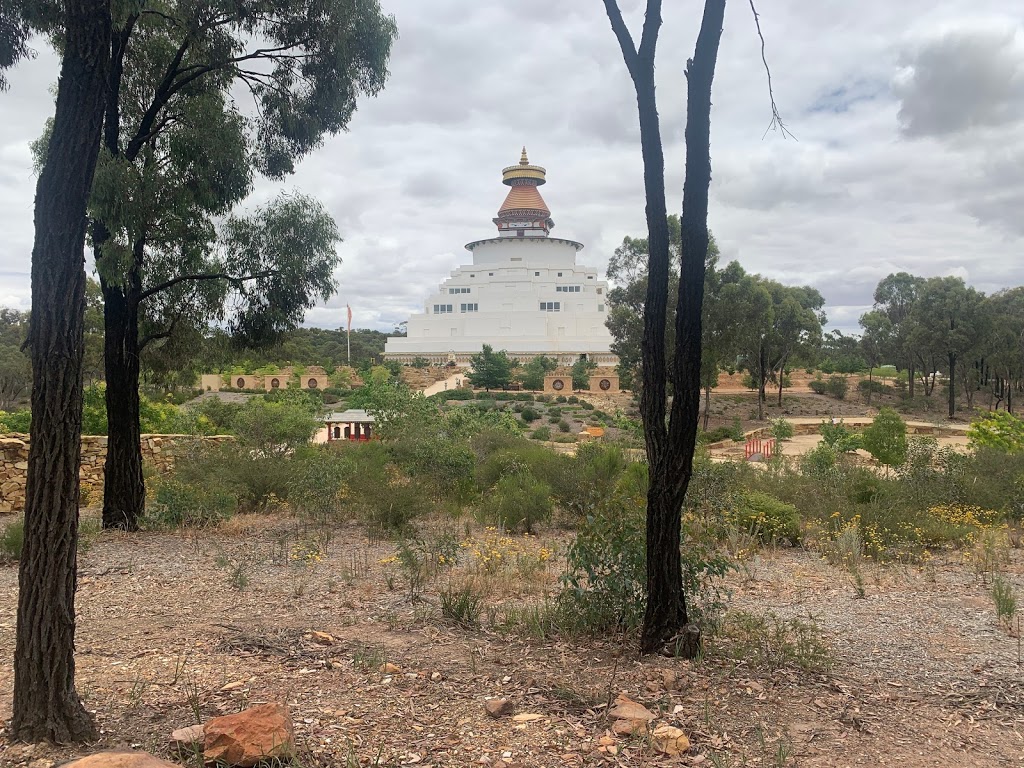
top-left (138, 270), bottom-right (277, 303)
top-left (601, 0), bottom-right (639, 79)
top-left (748, 0), bottom-right (795, 140)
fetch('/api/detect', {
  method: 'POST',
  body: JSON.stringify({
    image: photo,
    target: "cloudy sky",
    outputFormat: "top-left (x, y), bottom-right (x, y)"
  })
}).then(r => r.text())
top-left (1, 0), bottom-right (1022, 335)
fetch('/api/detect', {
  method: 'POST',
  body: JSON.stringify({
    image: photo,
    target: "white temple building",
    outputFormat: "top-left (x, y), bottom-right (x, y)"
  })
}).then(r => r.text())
top-left (384, 150), bottom-right (618, 366)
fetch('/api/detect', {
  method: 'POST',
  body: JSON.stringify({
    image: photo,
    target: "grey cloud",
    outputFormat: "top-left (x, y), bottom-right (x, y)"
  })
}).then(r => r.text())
top-left (894, 24), bottom-right (1024, 137)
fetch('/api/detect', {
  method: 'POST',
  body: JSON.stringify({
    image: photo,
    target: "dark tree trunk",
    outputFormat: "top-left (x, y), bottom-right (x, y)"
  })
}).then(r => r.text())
top-left (866, 367), bottom-right (873, 407)
top-left (602, 0), bottom-right (725, 656)
top-left (649, 0), bottom-right (725, 658)
top-left (947, 351), bottom-right (956, 419)
top-left (907, 359), bottom-right (915, 399)
top-left (101, 282), bottom-right (145, 530)
top-left (12, 0), bottom-right (110, 743)
top-left (757, 346), bottom-right (766, 420)
top-left (777, 365), bottom-right (784, 407)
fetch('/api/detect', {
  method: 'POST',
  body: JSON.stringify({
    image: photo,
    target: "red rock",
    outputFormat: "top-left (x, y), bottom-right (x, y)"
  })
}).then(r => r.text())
top-left (204, 702), bottom-right (295, 767)
top-left (61, 751), bottom-right (178, 767)
top-left (170, 723), bottom-right (205, 749)
top-left (484, 698), bottom-right (514, 718)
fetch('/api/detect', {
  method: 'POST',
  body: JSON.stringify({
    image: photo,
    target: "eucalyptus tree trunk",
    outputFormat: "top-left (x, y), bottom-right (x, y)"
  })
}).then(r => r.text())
top-left (101, 281), bottom-right (145, 530)
top-left (12, 0), bottom-right (110, 742)
top-left (602, 0), bottom-right (726, 656)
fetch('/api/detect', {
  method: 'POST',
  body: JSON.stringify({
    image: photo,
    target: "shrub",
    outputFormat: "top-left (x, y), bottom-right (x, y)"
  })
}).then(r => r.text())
top-left (820, 420), bottom-right (862, 453)
top-left (768, 417), bottom-right (795, 441)
top-left (147, 477), bottom-right (237, 528)
top-left (567, 396), bottom-right (579, 404)
top-left (530, 426), bottom-right (552, 441)
top-left (519, 407), bottom-right (539, 423)
top-left (0, 409), bottom-right (31, 433)
top-left (232, 394), bottom-right (320, 455)
top-left (731, 491), bottom-right (801, 544)
top-left (1, 517), bottom-right (24, 561)
top-left (558, 497), bottom-right (646, 632)
top-left (824, 375), bottom-right (849, 400)
top-left (698, 426), bottom-right (735, 444)
top-left (557, 419), bottom-right (571, 433)
top-left (477, 472), bottom-right (552, 533)
top-left (968, 411), bottom-right (1024, 454)
top-left (857, 379), bottom-right (885, 397)
top-left (287, 446), bottom-right (355, 522)
top-left (862, 407), bottom-right (907, 472)
top-left (808, 378), bottom-right (827, 395)
top-left (579, 400), bottom-right (595, 411)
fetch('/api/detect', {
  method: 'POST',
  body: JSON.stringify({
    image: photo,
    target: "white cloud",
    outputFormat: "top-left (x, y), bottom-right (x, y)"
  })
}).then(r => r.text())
top-left (0, 1), bottom-right (1022, 339)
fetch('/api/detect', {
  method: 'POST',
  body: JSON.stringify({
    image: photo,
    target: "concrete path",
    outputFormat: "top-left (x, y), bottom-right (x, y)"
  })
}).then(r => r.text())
top-left (421, 373), bottom-right (466, 397)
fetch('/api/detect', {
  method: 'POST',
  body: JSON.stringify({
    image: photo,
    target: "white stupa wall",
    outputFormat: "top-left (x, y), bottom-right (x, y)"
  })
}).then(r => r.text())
top-left (384, 154), bottom-right (618, 366)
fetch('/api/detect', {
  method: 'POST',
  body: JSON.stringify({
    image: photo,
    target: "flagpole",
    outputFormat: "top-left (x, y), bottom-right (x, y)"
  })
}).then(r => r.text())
top-left (346, 304), bottom-right (352, 365)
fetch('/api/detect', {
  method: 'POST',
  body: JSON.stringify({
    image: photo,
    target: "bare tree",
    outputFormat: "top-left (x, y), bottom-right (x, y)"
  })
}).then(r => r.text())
top-left (602, 0), bottom-right (726, 654)
top-left (12, 0), bottom-right (110, 742)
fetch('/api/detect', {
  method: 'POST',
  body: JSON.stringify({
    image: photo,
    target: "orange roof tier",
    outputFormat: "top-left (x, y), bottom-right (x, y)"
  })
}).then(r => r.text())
top-left (498, 184), bottom-right (550, 216)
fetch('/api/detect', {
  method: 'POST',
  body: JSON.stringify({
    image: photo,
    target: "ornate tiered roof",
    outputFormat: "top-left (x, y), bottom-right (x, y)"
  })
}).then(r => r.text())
top-left (493, 148), bottom-right (554, 234)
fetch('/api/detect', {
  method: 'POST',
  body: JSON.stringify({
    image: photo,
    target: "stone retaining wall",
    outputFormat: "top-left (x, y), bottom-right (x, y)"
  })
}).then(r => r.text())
top-left (0, 434), bottom-right (232, 514)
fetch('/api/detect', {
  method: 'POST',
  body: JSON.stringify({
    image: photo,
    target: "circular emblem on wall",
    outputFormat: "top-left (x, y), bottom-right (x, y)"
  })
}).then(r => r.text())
top-left (308, 378), bottom-right (318, 389)
top-left (552, 379), bottom-right (565, 391)
top-left (270, 378), bottom-right (280, 388)
top-left (599, 379), bottom-right (611, 391)
top-left (236, 377), bottom-right (245, 388)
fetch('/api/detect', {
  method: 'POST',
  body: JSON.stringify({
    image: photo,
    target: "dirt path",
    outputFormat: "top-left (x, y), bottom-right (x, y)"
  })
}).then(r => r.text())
top-left (0, 517), bottom-right (1020, 767)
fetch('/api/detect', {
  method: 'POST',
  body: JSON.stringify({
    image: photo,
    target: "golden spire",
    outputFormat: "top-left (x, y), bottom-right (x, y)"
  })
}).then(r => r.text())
top-left (502, 148), bottom-right (546, 186)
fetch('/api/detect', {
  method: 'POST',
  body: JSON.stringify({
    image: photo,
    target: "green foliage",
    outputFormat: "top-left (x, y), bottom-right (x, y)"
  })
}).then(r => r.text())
top-left (0, 409), bottom-right (31, 433)
top-left (715, 612), bottom-right (831, 673)
top-left (467, 344), bottom-right (514, 391)
top-left (519, 407), bottom-right (539, 423)
top-left (146, 477), bottom-right (237, 528)
top-left (819, 420), bottom-right (863, 453)
top-left (477, 471), bottom-right (553, 533)
top-left (519, 355), bottom-right (557, 391)
top-left (570, 357), bottom-right (597, 390)
top-left (808, 378), bottom-right (827, 395)
top-left (231, 392), bottom-right (320, 455)
top-left (530, 426), bottom-right (552, 441)
top-left (287, 446), bottom-right (355, 523)
top-left (824, 375), bottom-right (849, 400)
top-left (731, 492), bottom-right (801, 544)
top-left (992, 575), bottom-right (1017, 626)
top-left (557, 419), bottom-right (571, 433)
top-left (440, 581), bottom-right (485, 628)
top-left (558, 497), bottom-right (646, 632)
top-left (1, 517), bottom-right (24, 561)
top-left (768, 418), bottom-right (795, 441)
top-left (968, 411), bottom-right (1024, 454)
top-left (411, 357), bottom-right (430, 368)
top-left (862, 407), bottom-right (908, 469)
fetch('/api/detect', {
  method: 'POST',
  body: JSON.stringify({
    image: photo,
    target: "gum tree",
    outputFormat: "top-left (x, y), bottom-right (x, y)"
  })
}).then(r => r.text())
top-left (601, 0), bottom-right (726, 655)
top-left (57, 0), bottom-right (397, 529)
top-left (8, 0), bottom-right (110, 742)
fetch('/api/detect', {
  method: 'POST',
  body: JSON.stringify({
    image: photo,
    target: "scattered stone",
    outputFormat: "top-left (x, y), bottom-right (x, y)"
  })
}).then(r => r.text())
top-left (311, 631), bottom-right (335, 645)
top-left (650, 724), bottom-right (690, 756)
top-left (170, 723), bottom-right (205, 749)
top-left (662, 670), bottom-right (680, 691)
top-left (219, 680), bottom-right (246, 692)
top-left (607, 694), bottom-right (655, 723)
top-left (484, 698), bottom-right (514, 718)
top-left (204, 702), bottom-right (295, 768)
top-left (60, 751), bottom-right (178, 767)
top-left (611, 718), bottom-right (646, 736)
top-left (379, 662), bottom-right (400, 674)
top-left (511, 713), bottom-right (544, 723)
top-left (431, 671), bottom-right (443, 681)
